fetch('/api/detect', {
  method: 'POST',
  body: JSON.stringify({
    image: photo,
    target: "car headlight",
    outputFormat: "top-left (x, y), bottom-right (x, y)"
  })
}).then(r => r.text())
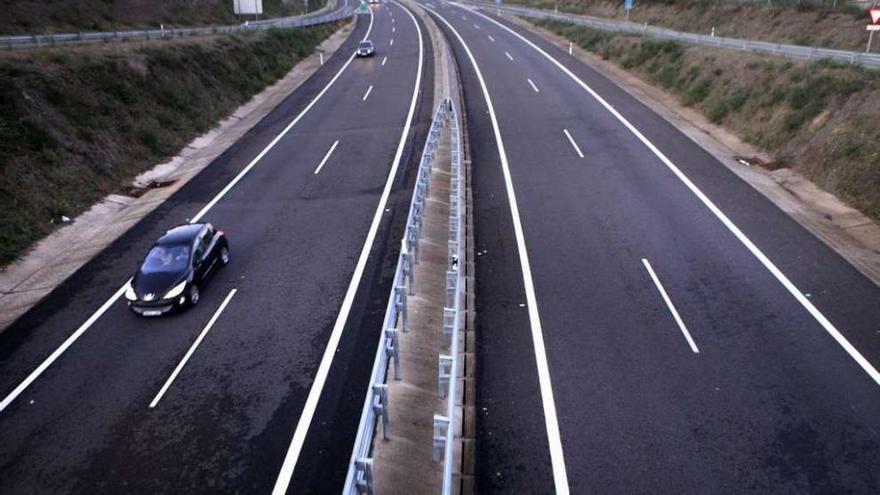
top-left (124, 283), bottom-right (137, 301)
top-left (164, 281), bottom-right (187, 300)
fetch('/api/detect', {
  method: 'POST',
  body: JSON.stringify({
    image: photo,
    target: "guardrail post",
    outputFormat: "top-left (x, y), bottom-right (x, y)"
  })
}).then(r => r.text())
top-left (449, 216), bottom-right (460, 247)
top-left (355, 458), bottom-right (374, 494)
top-left (385, 328), bottom-right (400, 380)
top-left (395, 286), bottom-right (408, 332)
top-left (372, 384), bottom-right (389, 440)
top-left (447, 238), bottom-right (459, 264)
top-left (438, 355), bottom-right (453, 398)
top-left (432, 415), bottom-right (450, 462)
top-left (409, 217), bottom-right (421, 264)
top-left (445, 271), bottom-right (457, 309)
top-left (401, 246), bottom-right (415, 295)
top-left (442, 308), bottom-right (456, 348)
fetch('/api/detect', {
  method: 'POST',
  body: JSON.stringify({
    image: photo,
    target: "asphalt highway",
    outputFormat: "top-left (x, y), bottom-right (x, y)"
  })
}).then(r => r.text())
top-left (420, 2), bottom-right (880, 493)
top-left (0, 3), bottom-right (433, 494)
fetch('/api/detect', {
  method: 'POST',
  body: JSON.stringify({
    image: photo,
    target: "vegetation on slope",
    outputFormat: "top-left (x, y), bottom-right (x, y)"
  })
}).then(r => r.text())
top-left (0, 0), bottom-right (327, 35)
top-left (0, 23), bottom-right (339, 264)
top-left (538, 20), bottom-right (880, 220)
top-left (513, 0), bottom-right (873, 51)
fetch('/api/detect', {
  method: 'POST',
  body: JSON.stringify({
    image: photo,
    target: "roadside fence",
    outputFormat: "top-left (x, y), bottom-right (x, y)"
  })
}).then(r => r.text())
top-left (1, 6), bottom-right (355, 49)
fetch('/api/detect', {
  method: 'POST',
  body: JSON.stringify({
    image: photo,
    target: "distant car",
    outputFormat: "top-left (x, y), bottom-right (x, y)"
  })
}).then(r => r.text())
top-left (125, 223), bottom-right (229, 316)
top-left (356, 40), bottom-right (375, 57)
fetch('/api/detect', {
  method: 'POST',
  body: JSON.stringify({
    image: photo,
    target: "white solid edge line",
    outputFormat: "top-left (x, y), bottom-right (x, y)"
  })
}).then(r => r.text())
top-left (467, 6), bottom-right (880, 386)
top-left (362, 84), bottom-right (374, 102)
top-left (641, 260), bottom-right (699, 354)
top-left (382, 55), bottom-right (388, 65)
top-left (271, 2), bottom-right (423, 493)
top-left (149, 289), bottom-right (238, 408)
top-left (424, 5), bottom-right (571, 494)
top-left (313, 140), bottom-right (341, 174)
top-left (505, 50), bottom-right (513, 60)
top-left (527, 78), bottom-right (539, 93)
top-left (562, 129), bottom-right (584, 158)
top-left (0, 7), bottom-right (377, 414)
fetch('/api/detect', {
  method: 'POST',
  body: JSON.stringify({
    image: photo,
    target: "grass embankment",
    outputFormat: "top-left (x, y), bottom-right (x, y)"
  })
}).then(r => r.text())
top-left (0, 0), bottom-right (327, 35)
top-left (513, 0), bottom-right (871, 51)
top-left (0, 23), bottom-right (339, 265)
top-left (538, 20), bottom-right (880, 220)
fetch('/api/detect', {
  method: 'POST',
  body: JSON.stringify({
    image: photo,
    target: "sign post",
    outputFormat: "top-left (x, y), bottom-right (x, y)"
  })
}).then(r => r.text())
top-left (625, 0), bottom-right (633, 23)
top-left (867, 7), bottom-right (880, 53)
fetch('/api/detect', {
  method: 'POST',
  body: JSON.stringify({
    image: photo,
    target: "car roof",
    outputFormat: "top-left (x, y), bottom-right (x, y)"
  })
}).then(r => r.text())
top-left (156, 223), bottom-right (206, 244)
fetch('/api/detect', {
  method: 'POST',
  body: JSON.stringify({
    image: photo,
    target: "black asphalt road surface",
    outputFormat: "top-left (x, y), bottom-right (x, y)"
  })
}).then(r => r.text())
top-left (0, 3), bottom-right (433, 494)
top-left (420, 2), bottom-right (880, 494)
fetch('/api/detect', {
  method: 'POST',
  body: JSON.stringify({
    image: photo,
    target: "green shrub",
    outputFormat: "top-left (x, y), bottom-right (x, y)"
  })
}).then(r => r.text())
top-left (683, 78), bottom-right (712, 106)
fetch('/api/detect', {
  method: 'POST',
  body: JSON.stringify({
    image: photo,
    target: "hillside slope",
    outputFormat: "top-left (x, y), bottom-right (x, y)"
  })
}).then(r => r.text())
top-left (513, 0), bottom-right (872, 51)
top-left (0, 23), bottom-right (339, 264)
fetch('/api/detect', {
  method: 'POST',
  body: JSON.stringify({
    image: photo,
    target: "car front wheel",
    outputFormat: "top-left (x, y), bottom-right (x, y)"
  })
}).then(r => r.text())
top-left (188, 284), bottom-right (200, 306)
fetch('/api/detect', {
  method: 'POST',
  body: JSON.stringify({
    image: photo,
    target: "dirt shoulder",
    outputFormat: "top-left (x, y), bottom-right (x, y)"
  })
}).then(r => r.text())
top-left (0, 20), bottom-right (355, 330)
top-left (509, 15), bottom-right (880, 286)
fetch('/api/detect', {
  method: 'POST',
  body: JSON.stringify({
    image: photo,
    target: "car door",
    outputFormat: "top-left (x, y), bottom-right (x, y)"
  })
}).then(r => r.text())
top-left (192, 228), bottom-right (210, 283)
top-left (200, 226), bottom-right (221, 279)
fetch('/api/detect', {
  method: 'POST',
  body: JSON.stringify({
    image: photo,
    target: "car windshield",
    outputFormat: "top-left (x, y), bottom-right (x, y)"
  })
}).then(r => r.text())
top-left (359, 41), bottom-right (372, 49)
top-left (141, 244), bottom-right (190, 274)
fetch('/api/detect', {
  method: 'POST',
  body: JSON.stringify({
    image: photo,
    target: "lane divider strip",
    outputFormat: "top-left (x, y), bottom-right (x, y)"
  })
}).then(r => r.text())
top-left (314, 140), bottom-right (341, 174)
top-left (562, 129), bottom-right (583, 158)
top-left (642, 260), bottom-right (700, 354)
top-left (149, 288), bottom-right (238, 408)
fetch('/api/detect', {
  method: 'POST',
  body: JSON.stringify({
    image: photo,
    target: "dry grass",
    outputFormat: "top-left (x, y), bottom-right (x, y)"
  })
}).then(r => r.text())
top-left (539, 19), bottom-right (880, 220)
top-left (514, 0), bottom-right (872, 51)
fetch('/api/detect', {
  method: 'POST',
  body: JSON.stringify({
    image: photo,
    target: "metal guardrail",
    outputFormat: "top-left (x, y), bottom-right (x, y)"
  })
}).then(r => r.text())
top-left (461, 1), bottom-right (880, 69)
top-left (0, 6), bottom-right (355, 49)
top-left (341, 97), bottom-right (462, 495)
top-left (437, 95), bottom-right (464, 495)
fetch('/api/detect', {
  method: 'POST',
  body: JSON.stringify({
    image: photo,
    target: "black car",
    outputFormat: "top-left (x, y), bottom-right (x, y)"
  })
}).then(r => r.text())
top-left (125, 223), bottom-right (229, 316)
top-left (356, 40), bottom-right (375, 57)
